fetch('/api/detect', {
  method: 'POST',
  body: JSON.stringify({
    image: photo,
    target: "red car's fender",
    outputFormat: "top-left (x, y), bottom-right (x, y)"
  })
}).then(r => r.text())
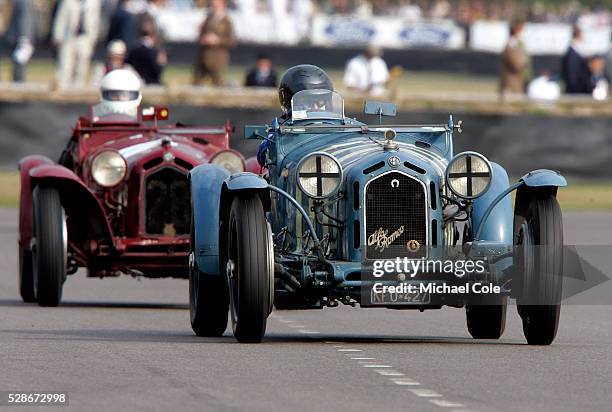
top-left (23, 164), bottom-right (114, 250)
top-left (18, 155), bottom-right (54, 249)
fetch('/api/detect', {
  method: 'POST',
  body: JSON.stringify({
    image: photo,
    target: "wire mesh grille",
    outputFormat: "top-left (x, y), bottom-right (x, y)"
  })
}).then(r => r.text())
top-left (365, 172), bottom-right (427, 259)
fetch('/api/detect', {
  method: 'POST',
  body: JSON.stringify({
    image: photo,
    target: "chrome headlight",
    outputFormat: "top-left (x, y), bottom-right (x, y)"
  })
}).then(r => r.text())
top-left (446, 152), bottom-right (492, 199)
top-left (297, 152), bottom-right (342, 198)
top-left (211, 150), bottom-right (245, 174)
top-left (91, 150), bottom-right (127, 187)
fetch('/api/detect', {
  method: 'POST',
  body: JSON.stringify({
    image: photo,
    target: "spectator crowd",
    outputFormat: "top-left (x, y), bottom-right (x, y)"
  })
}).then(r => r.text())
top-left (0, 0), bottom-right (611, 101)
top-left (308, 0), bottom-right (610, 25)
top-left (500, 20), bottom-right (610, 101)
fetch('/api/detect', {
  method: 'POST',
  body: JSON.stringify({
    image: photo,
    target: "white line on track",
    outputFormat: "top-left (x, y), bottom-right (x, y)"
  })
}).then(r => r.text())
top-left (429, 400), bottom-right (465, 408)
top-left (410, 389), bottom-right (443, 398)
top-left (273, 316), bottom-right (474, 411)
top-left (375, 370), bottom-right (404, 376)
top-left (390, 377), bottom-right (420, 386)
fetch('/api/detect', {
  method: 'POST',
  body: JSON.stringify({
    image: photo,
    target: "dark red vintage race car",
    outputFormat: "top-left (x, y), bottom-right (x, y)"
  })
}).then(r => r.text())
top-left (18, 105), bottom-right (257, 306)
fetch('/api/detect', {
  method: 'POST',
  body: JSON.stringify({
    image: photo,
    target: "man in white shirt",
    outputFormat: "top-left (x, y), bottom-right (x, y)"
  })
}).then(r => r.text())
top-left (53, 0), bottom-right (101, 89)
top-left (343, 46), bottom-right (390, 96)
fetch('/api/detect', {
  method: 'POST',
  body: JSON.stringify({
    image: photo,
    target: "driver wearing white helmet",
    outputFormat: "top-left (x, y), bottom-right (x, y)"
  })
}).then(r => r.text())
top-left (59, 69), bottom-right (143, 168)
top-left (92, 68), bottom-right (142, 120)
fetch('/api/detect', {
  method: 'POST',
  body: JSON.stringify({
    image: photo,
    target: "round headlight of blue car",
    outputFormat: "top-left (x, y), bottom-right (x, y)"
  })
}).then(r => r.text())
top-left (297, 152), bottom-right (342, 199)
top-left (446, 152), bottom-right (492, 199)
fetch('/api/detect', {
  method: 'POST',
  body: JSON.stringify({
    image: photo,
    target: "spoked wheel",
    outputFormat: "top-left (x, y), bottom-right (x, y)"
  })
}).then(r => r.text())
top-left (19, 246), bottom-right (36, 303)
top-left (465, 295), bottom-right (507, 339)
top-left (32, 186), bottom-right (67, 307)
top-left (515, 192), bottom-right (563, 345)
top-left (226, 194), bottom-right (273, 343)
top-left (189, 212), bottom-right (229, 337)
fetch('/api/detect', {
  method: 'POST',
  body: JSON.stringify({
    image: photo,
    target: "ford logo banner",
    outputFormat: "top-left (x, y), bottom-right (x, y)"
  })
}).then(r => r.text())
top-left (324, 20), bottom-right (376, 45)
top-left (399, 25), bottom-right (451, 47)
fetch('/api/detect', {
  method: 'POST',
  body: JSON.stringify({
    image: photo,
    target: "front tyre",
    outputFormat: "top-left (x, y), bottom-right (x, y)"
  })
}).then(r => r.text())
top-left (189, 210), bottom-right (229, 337)
top-left (515, 192), bottom-right (563, 345)
top-left (189, 255), bottom-right (229, 337)
top-left (465, 296), bottom-right (507, 339)
top-left (226, 194), bottom-right (272, 343)
top-left (32, 186), bottom-right (67, 307)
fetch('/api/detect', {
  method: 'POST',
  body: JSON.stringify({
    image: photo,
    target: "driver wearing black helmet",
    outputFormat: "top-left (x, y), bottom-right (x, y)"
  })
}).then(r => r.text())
top-left (277, 64), bottom-right (334, 116)
top-left (257, 65), bottom-right (334, 167)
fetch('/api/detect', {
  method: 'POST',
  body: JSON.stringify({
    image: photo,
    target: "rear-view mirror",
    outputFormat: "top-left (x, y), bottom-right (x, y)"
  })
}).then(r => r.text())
top-left (364, 101), bottom-right (397, 117)
top-left (244, 125), bottom-right (269, 140)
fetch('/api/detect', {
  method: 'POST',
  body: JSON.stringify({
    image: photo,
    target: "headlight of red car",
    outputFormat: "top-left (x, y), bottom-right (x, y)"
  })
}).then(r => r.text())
top-left (91, 150), bottom-right (127, 187)
top-left (210, 150), bottom-right (245, 174)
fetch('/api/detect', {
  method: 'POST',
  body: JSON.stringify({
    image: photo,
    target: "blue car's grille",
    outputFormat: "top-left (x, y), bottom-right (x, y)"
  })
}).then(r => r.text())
top-left (364, 171), bottom-right (427, 259)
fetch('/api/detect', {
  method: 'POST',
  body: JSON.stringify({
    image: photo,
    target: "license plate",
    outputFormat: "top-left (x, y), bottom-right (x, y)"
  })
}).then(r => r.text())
top-left (369, 286), bottom-right (430, 305)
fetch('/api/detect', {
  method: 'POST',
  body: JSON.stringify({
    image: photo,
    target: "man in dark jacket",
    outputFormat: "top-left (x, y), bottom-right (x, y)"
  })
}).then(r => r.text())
top-left (245, 54), bottom-right (278, 87)
top-left (4, 0), bottom-right (35, 82)
top-left (561, 27), bottom-right (592, 94)
top-left (126, 19), bottom-right (166, 84)
top-left (107, 0), bottom-right (137, 50)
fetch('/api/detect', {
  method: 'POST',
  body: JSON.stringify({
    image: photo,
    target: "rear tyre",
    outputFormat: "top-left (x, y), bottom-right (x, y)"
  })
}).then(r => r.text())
top-left (19, 246), bottom-right (36, 303)
top-left (466, 296), bottom-right (507, 339)
top-left (189, 212), bottom-right (229, 337)
top-left (32, 186), bottom-right (66, 307)
top-left (515, 192), bottom-right (563, 346)
top-left (226, 194), bottom-right (272, 343)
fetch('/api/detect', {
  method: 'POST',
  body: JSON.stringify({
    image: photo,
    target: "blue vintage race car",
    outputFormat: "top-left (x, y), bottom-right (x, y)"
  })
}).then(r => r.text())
top-left (188, 88), bottom-right (566, 344)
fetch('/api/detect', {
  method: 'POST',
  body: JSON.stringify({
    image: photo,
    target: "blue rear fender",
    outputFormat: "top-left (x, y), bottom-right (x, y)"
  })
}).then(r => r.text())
top-left (190, 165), bottom-right (269, 275)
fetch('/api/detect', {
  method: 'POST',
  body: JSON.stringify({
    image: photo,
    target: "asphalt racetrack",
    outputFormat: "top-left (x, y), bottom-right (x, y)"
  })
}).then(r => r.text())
top-left (1, 209), bottom-right (611, 412)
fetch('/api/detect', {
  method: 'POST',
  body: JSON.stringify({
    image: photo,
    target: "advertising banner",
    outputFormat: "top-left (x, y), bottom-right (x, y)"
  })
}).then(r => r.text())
top-left (470, 20), bottom-right (611, 55)
top-left (157, 10), bottom-right (300, 44)
top-left (311, 16), bottom-right (465, 49)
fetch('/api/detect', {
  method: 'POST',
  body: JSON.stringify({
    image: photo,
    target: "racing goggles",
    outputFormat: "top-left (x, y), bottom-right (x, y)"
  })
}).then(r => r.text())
top-left (102, 90), bottom-right (140, 102)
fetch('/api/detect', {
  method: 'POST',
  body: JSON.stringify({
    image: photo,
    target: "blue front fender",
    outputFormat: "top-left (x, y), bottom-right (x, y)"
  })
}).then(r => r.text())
top-left (225, 172), bottom-right (269, 191)
top-left (472, 162), bottom-right (513, 245)
top-left (190, 166), bottom-right (269, 275)
top-left (520, 169), bottom-right (567, 188)
top-left (190, 164), bottom-right (230, 275)
top-left (472, 168), bottom-right (567, 243)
